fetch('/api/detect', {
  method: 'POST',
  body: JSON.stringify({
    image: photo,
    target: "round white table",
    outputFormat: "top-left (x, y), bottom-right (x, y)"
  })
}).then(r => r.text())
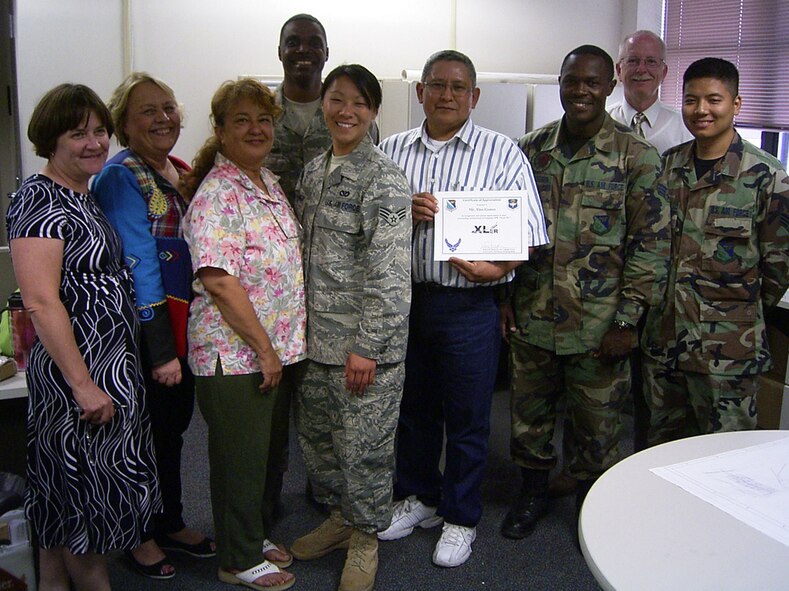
top-left (579, 430), bottom-right (789, 591)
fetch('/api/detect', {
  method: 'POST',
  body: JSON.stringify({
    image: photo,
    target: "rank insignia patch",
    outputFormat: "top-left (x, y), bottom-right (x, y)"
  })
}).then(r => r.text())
top-left (379, 207), bottom-right (408, 226)
top-left (714, 241), bottom-right (736, 263)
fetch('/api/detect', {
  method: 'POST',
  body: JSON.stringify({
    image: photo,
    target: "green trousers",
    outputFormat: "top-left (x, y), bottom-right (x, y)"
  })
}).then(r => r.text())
top-left (195, 368), bottom-right (276, 570)
top-left (643, 357), bottom-right (758, 446)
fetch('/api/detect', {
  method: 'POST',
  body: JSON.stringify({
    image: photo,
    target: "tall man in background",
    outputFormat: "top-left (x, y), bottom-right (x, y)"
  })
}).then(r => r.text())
top-left (262, 13), bottom-right (331, 524)
top-left (263, 12), bottom-right (383, 523)
top-left (378, 50), bottom-right (548, 567)
top-left (265, 13), bottom-right (378, 204)
top-left (265, 13), bottom-right (332, 204)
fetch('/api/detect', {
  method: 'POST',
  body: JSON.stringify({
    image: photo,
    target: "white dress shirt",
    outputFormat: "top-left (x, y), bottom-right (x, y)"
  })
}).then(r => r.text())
top-left (608, 99), bottom-right (692, 155)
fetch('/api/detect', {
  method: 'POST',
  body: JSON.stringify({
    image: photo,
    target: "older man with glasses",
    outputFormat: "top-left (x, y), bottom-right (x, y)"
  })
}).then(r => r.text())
top-left (608, 30), bottom-right (691, 154)
top-left (377, 49), bottom-right (548, 568)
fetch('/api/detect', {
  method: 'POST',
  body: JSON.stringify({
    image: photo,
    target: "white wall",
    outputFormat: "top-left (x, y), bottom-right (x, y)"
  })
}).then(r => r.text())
top-left (14, 0), bottom-right (662, 177)
top-left (16, 0), bottom-right (123, 177)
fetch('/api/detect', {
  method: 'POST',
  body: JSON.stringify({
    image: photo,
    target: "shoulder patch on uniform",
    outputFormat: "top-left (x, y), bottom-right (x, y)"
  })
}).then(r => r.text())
top-left (535, 152), bottom-right (551, 170)
top-left (379, 207), bottom-right (408, 226)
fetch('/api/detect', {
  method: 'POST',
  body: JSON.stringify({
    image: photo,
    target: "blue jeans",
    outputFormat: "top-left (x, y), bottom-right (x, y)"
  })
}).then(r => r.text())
top-left (394, 283), bottom-right (501, 527)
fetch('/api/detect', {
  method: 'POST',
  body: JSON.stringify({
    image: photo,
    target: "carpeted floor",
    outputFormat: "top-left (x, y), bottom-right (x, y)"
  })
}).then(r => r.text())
top-left (108, 388), bottom-right (626, 590)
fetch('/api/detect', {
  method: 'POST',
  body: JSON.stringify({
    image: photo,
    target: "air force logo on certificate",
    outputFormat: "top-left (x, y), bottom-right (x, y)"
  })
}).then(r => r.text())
top-left (433, 190), bottom-right (531, 261)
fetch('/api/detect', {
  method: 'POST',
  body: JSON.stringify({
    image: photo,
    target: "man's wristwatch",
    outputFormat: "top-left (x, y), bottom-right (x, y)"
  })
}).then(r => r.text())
top-left (613, 319), bottom-right (634, 330)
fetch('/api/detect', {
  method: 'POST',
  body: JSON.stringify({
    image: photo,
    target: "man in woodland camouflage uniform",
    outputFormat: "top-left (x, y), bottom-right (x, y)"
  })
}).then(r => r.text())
top-left (259, 13), bottom-right (332, 523)
top-left (500, 45), bottom-right (670, 540)
top-left (642, 58), bottom-right (789, 445)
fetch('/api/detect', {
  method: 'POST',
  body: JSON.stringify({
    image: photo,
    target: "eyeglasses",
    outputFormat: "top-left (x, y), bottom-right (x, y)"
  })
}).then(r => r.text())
top-left (621, 56), bottom-right (664, 69)
top-left (423, 81), bottom-right (472, 97)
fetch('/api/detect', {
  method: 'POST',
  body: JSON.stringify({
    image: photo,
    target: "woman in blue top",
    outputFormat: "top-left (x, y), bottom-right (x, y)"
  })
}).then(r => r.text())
top-left (92, 73), bottom-right (214, 579)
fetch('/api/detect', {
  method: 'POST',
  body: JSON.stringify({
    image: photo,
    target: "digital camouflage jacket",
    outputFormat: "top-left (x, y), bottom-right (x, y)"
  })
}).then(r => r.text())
top-left (295, 136), bottom-right (412, 366)
top-left (264, 85), bottom-right (333, 205)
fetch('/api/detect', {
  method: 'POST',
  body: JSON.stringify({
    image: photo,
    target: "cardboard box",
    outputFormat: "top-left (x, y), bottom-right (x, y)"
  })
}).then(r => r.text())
top-left (0, 356), bottom-right (16, 382)
top-left (0, 544), bottom-right (35, 591)
top-left (0, 509), bottom-right (35, 591)
top-left (757, 374), bottom-right (787, 429)
top-left (765, 309), bottom-right (789, 384)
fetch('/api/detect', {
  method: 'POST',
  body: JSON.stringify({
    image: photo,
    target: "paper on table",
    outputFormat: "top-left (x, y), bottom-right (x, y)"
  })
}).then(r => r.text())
top-left (651, 437), bottom-right (789, 547)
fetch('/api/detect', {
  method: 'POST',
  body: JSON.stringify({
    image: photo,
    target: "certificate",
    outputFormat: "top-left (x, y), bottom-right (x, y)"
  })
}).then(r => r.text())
top-left (433, 191), bottom-right (530, 261)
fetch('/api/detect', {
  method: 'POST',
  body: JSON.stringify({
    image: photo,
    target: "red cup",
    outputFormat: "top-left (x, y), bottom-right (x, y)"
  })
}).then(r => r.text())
top-left (7, 293), bottom-right (36, 371)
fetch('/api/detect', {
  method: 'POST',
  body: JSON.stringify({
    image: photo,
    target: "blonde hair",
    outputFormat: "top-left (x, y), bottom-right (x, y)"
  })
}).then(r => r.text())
top-left (181, 78), bottom-right (282, 199)
top-left (108, 72), bottom-right (178, 147)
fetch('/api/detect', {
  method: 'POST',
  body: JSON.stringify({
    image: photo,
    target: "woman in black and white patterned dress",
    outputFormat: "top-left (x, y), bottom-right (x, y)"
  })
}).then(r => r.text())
top-left (6, 84), bottom-right (160, 591)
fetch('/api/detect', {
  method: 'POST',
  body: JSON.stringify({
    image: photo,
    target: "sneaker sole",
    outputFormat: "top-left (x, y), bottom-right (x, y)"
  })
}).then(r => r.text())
top-left (433, 552), bottom-right (471, 568)
top-left (377, 515), bottom-right (443, 541)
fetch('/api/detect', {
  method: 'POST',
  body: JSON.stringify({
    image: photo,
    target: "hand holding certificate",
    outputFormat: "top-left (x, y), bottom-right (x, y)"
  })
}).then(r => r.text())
top-left (432, 190), bottom-right (531, 261)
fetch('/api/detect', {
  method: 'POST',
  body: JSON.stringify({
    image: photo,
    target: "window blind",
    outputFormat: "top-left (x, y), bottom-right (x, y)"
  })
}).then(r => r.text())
top-left (662, 0), bottom-right (789, 130)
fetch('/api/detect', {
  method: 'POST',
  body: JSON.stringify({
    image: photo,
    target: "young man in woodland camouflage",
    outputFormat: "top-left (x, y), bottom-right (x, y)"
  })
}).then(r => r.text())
top-left (501, 45), bottom-right (670, 540)
top-left (641, 58), bottom-right (789, 445)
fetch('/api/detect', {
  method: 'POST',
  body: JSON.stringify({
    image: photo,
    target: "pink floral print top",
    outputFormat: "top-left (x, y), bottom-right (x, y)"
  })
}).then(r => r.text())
top-left (183, 153), bottom-right (306, 376)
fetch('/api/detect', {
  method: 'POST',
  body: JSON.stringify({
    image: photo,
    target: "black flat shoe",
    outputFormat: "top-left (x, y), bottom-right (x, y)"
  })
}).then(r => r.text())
top-left (124, 549), bottom-right (176, 579)
top-left (155, 534), bottom-right (217, 558)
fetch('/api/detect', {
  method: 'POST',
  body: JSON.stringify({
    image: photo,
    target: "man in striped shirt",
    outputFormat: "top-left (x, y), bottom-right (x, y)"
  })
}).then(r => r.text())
top-left (377, 49), bottom-right (548, 568)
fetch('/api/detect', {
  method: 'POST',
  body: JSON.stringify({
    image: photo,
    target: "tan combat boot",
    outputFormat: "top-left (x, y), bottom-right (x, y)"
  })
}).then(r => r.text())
top-left (292, 509), bottom-right (352, 560)
top-left (339, 529), bottom-right (378, 591)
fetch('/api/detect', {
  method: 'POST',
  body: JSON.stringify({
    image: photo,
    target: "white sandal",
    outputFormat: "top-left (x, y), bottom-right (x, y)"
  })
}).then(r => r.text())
top-left (261, 538), bottom-right (293, 568)
top-left (218, 561), bottom-right (295, 591)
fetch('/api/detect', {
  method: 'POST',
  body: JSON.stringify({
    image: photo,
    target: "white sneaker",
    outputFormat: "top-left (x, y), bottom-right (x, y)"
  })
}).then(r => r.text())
top-left (377, 496), bottom-right (443, 541)
top-left (432, 523), bottom-right (476, 567)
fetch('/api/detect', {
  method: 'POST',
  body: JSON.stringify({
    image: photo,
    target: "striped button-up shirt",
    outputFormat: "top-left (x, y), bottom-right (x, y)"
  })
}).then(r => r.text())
top-left (380, 118), bottom-right (548, 288)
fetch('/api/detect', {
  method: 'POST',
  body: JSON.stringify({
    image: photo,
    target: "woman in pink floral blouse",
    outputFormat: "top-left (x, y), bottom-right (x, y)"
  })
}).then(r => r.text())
top-left (181, 78), bottom-right (305, 591)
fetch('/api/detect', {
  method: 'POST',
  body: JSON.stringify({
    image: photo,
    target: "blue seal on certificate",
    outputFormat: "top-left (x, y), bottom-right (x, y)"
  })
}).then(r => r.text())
top-left (444, 238), bottom-right (461, 252)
